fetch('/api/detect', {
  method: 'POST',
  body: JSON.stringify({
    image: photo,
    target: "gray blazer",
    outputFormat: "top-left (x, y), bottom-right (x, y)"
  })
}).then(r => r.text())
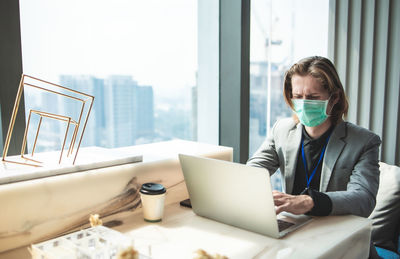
top-left (247, 118), bottom-right (382, 217)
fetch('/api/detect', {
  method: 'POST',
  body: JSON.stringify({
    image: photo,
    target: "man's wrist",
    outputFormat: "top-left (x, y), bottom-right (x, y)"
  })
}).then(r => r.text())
top-left (303, 188), bottom-right (333, 216)
top-left (303, 194), bottom-right (314, 212)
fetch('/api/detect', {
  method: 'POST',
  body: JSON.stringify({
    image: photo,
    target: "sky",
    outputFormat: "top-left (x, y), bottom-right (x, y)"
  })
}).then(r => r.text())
top-left (19, 0), bottom-right (198, 98)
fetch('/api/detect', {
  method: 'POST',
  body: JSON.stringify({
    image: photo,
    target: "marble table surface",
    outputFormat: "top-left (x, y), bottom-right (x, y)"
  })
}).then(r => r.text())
top-left (0, 202), bottom-right (372, 259)
top-left (0, 146), bottom-right (142, 184)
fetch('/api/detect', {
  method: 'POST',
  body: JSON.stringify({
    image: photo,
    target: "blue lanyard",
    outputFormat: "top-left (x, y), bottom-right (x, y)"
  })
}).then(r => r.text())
top-left (301, 134), bottom-right (331, 188)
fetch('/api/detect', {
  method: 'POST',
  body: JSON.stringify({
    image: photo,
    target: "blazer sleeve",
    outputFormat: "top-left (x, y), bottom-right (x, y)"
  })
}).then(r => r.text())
top-left (246, 120), bottom-right (280, 175)
top-left (325, 133), bottom-right (381, 217)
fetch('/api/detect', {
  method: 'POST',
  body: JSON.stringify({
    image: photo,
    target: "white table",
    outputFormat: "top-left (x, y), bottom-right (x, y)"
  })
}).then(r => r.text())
top-left (116, 203), bottom-right (372, 259)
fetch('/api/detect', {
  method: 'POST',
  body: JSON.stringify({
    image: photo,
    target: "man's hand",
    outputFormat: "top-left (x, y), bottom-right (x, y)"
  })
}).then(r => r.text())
top-left (272, 190), bottom-right (314, 215)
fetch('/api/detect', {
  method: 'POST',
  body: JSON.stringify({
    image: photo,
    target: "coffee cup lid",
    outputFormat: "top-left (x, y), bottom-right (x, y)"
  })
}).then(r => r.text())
top-left (140, 183), bottom-right (166, 195)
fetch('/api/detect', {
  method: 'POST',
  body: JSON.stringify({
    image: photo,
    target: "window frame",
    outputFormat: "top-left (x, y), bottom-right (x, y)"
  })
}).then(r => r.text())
top-left (0, 0), bottom-right (26, 157)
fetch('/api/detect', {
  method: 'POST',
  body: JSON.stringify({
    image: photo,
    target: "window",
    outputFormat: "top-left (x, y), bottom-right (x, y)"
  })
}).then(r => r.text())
top-left (249, 0), bottom-right (329, 190)
top-left (19, 0), bottom-right (197, 153)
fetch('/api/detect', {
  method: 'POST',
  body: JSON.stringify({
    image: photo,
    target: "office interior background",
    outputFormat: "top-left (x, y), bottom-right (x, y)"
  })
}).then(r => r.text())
top-left (1, 0), bottom-right (399, 190)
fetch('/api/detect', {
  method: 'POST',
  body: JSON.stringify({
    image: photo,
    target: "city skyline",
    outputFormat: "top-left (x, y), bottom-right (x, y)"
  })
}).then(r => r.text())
top-left (23, 74), bottom-right (195, 154)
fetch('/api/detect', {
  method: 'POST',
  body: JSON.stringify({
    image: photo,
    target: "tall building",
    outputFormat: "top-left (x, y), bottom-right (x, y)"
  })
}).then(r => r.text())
top-left (104, 75), bottom-right (155, 148)
top-left (104, 76), bottom-right (136, 148)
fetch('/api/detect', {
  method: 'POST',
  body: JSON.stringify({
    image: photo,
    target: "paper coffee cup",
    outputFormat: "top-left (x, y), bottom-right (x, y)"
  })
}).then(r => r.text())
top-left (140, 183), bottom-right (166, 222)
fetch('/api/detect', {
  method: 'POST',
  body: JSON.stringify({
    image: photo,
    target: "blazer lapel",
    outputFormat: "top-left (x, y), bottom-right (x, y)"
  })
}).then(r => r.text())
top-left (284, 123), bottom-right (302, 194)
top-left (320, 122), bottom-right (347, 192)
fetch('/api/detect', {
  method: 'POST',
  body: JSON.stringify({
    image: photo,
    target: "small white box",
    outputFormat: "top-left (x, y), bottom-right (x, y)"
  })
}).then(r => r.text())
top-left (30, 226), bottom-right (149, 259)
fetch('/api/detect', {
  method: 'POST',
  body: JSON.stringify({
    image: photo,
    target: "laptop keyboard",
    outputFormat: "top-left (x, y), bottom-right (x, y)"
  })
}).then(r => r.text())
top-left (277, 219), bottom-right (295, 232)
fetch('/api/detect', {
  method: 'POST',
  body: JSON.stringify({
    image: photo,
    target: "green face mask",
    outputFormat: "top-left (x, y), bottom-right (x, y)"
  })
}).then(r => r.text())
top-left (292, 99), bottom-right (329, 127)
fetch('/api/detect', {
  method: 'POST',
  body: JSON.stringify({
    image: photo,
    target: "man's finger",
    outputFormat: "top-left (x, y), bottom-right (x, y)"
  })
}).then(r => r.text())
top-left (275, 204), bottom-right (286, 215)
top-left (274, 198), bottom-right (284, 206)
top-left (272, 191), bottom-right (285, 199)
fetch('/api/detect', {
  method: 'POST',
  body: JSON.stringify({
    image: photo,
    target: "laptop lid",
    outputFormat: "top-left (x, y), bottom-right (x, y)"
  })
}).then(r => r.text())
top-left (178, 154), bottom-right (312, 238)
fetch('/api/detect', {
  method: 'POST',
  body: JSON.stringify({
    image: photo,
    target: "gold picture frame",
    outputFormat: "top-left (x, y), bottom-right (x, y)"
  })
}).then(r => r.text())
top-left (2, 74), bottom-right (94, 167)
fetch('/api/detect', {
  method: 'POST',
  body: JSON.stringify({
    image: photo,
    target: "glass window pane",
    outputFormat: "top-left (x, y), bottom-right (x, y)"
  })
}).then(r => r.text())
top-left (249, 0), bottom-right (329, 190)
top-left (19, 0), bottom-right (197, 153)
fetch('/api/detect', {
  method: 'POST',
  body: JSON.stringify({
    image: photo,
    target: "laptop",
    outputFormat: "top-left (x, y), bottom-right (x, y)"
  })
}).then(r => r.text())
top-left (178, 154), bottom-right (313, 238)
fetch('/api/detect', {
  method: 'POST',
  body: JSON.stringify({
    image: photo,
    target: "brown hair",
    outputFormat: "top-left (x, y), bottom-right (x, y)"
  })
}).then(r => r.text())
top-left (283, 56), bottom-right (348, 124)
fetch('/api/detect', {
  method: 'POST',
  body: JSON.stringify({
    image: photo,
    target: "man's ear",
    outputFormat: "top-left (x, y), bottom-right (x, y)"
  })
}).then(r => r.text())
top-left (330, 92), bottom-right (340, 106)
top-left (327, 92), bottom-right (340, 115)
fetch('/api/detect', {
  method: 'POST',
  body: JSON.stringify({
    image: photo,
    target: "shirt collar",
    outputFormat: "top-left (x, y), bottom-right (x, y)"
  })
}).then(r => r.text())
top-left (302, 124), bottom-right (335, 147)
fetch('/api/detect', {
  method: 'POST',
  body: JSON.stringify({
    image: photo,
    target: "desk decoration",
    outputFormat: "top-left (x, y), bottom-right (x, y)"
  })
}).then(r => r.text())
top-left (194, 249), bottom-right (228, 259)
top-left (2, 74), bottom-right (94, 167)
top-left (30, 226), bottom-right (147, 259)
top-left (117, 246), bottom-right (140, 259)
top-left (89, 214), bottom-right (103, 227)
